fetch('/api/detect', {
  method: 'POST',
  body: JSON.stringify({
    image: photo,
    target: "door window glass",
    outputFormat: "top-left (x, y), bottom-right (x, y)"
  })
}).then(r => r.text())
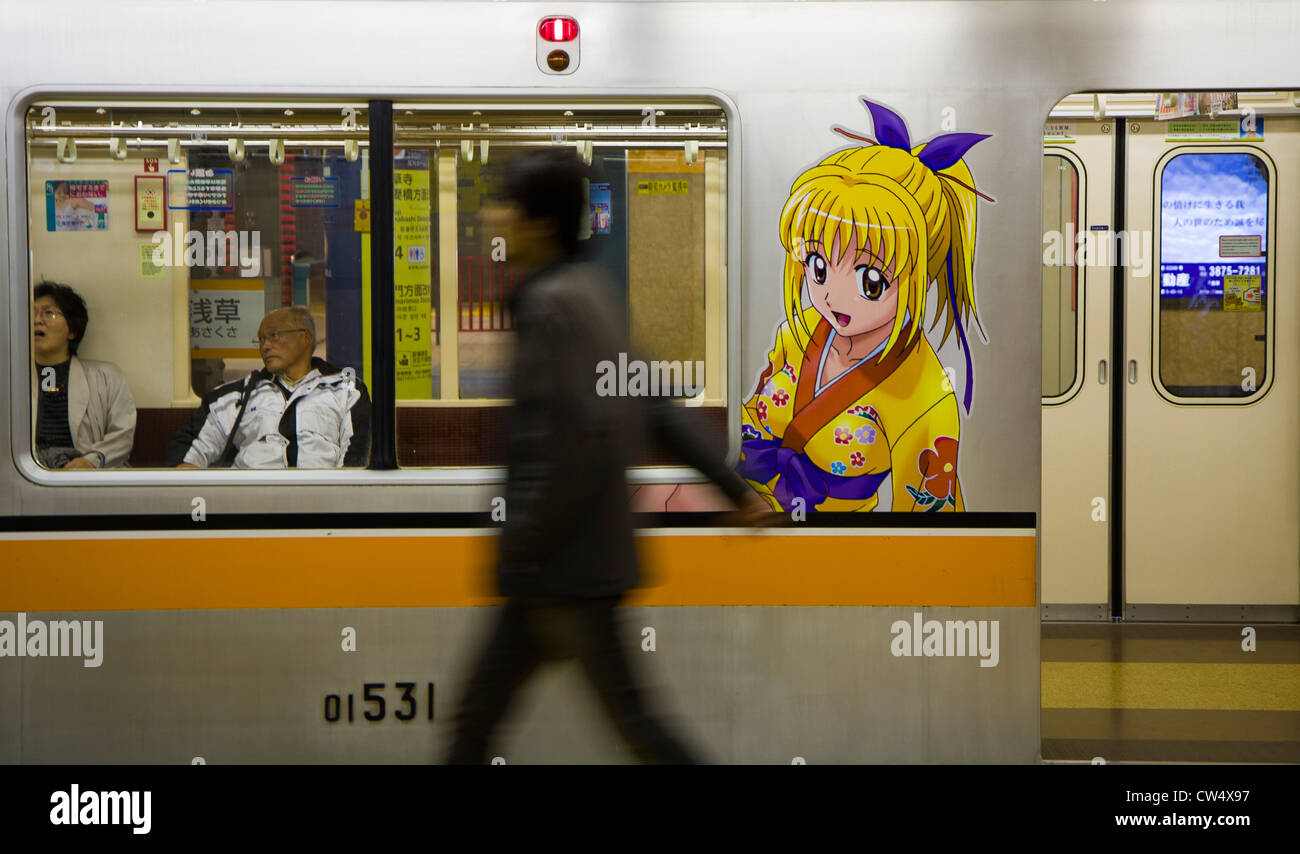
top-left (1042, 153), bottom-right (1080, 399)
top-left (1157, 151), bottom-right (1269, 399)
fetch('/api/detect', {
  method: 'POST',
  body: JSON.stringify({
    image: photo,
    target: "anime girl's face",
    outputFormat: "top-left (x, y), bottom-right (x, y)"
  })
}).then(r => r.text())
top-left (799, 230), bottom-right (901, 339)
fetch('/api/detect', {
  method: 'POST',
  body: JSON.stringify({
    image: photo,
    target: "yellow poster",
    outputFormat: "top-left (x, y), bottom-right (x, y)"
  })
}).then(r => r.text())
top-left (138, 243), bottom-right (165, 279)
top-left (394, 152), bottom-right (432, 397)
top-left (1223, 275), bottom-right (1262, 312)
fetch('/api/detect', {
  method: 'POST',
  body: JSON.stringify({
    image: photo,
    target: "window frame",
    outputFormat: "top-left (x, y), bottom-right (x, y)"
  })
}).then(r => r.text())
top-left (387, 101), bottom-right (730, 409)
top-left (8, 87), bottom-right (741, 488)
top-left (1041, 146), bottom-right (1087, 406)
top-left (1149, 144), bottom-right (1277, 406)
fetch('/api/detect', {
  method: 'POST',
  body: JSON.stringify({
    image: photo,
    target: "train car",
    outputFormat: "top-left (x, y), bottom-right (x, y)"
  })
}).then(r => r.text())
top-left (0, 0), bottom-right (1294, 764)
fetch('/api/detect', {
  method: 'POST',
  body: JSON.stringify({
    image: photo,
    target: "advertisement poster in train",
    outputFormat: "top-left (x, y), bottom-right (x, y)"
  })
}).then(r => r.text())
top-left (735, 99), bottom-right (993, 515)
top-left (589, 182), bottom-right (612, 234)
top-left (45, 179), bottom-right (108, 231)
top-left (1158, 152), bottom-right (1268, 311)
top-left (167, 168), bottom-right (234, 210)
top-left (393, 149), bottom-right (433, 397)
top-left (1164, 118), bottom-right (1265, 141)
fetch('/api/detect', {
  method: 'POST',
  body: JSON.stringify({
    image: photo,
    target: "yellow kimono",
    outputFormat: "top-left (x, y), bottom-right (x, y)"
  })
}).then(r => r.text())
top-left (739, 306), bottom-right (964, 513)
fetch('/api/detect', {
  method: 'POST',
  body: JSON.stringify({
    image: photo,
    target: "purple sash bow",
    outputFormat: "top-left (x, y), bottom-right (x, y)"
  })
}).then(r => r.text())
top-left (738, 438), bottom-right (887, 512)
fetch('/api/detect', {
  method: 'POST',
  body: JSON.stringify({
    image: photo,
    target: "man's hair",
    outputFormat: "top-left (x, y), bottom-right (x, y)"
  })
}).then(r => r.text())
top-left (282, 305), bottom-right (316, 342)
top-left (501, 150), bottom-right (589, 256)
top-left (34, 281), bottom-right (89, 355)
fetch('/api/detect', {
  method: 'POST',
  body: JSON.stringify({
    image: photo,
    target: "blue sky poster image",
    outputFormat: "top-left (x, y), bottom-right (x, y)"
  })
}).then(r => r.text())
top-left (1160, 153), bottom-right (1268, 310)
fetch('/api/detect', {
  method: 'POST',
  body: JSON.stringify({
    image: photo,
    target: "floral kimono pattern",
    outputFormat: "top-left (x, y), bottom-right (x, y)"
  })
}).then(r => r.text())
top-left (739, 306), bottom-right (963, 513)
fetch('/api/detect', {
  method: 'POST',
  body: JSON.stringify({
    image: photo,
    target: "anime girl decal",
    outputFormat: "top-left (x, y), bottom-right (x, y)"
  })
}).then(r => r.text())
top-left (738, 99), bottom-right (992, 513)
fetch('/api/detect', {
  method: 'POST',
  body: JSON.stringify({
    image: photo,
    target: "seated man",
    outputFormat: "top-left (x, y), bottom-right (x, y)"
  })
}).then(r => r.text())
top-left (33, 281), bottom-right (137, 469)
top-left (167, 306), bottom-right (370, 468)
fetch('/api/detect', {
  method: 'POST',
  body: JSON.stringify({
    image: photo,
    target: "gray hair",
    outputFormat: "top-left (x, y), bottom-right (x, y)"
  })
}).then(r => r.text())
top-left (283, 305), bottom-right (316, 342)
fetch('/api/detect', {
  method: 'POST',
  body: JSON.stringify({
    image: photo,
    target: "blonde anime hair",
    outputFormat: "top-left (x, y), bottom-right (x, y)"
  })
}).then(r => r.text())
top-left (778, 117), bottom-right (986, 366)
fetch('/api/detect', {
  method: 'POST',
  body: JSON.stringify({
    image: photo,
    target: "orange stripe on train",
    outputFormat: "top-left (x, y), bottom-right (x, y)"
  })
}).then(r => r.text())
top-left (0, 533), bottom-right (1036, 610)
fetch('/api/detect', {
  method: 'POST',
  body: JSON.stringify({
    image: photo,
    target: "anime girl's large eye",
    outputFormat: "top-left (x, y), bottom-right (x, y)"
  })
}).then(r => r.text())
top-left (806, 252), bottom-right (828, 285)
top-left (856, 265), bottom-right (889, 300)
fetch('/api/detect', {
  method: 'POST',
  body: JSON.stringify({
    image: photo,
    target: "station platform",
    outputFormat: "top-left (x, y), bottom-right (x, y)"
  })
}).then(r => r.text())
top-left (1042, 623), bottom-right (1300, 763)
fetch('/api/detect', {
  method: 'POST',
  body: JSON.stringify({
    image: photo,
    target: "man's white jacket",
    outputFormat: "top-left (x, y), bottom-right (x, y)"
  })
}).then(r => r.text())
top-left (175, 358), bottom-right (370, 469)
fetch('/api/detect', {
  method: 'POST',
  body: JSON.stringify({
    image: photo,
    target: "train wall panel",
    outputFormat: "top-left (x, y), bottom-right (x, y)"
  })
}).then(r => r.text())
top-left (2, 606), bottom-right (1037, 764)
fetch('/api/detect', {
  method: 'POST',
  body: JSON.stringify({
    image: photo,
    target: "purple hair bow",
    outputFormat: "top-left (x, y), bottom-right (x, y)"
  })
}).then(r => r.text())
top-left (833, 99), bottom-right (994, 202)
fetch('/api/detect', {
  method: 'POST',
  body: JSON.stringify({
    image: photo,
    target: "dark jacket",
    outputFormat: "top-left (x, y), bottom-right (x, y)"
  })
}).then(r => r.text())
top-left (497, 259), bottom-right (749, 600)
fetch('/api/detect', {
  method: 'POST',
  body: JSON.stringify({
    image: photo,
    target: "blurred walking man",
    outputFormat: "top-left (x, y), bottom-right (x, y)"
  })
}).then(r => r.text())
top-left (444, 151), bottom-right (765, 764)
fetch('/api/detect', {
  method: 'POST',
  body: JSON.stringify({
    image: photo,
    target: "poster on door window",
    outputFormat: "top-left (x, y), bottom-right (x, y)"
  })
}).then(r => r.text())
top-left (1159, 152), bottom-right (1269, 303)
top-left (46, 180), bottom-right (108, 231)
top-left (1222, 275), bottom-right (1262, 312)
top-left (1219, 234), bottom-right (1262, 257)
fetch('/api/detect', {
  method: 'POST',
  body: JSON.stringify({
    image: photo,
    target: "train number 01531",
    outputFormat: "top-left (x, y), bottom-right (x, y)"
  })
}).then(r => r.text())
top-left (323, 682), bottom-right (435, 723)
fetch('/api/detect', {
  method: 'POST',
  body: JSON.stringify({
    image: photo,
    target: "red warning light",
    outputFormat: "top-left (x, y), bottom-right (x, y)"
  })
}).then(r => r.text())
top-left (538, 17), bottom-right (578, 42)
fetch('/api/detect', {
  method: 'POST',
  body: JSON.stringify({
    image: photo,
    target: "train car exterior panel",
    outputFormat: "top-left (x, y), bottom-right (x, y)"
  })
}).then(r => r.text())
top-left (2, 1), bottom-right (1297, 763)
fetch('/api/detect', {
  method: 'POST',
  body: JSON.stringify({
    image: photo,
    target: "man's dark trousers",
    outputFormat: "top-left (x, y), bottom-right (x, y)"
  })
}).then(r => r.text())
top-left (445, 596), bottom-right (697, 764)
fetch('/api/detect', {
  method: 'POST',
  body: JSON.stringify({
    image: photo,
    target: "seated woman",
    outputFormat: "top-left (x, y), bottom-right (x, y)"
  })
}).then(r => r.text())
top-left (33, 281), bottom-right (136, 469)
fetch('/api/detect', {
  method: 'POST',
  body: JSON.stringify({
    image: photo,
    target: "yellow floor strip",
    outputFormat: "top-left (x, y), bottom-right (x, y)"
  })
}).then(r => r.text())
top-left (1042, 662), bottom-right (1300, 711)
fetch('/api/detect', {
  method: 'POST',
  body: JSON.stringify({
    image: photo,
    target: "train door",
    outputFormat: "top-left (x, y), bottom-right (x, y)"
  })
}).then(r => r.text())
top-left (1041, 120), bottom-right (1115, 618)
top-left (1042, 98), bottom-right (1300, 622)
top-left (1122, 115), bottom-right (1299, 620)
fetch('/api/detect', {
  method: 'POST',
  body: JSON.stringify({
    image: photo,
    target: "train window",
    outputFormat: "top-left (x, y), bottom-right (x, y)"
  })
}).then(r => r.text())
top-left (1156, 151), bottom-right (1270, 400)
top-left (1042, 153), bottom-right (1080, 399)
top-left (24, 101), bottom-right (371, 469)
top-left (389, 103), bottom-right (729, 468)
